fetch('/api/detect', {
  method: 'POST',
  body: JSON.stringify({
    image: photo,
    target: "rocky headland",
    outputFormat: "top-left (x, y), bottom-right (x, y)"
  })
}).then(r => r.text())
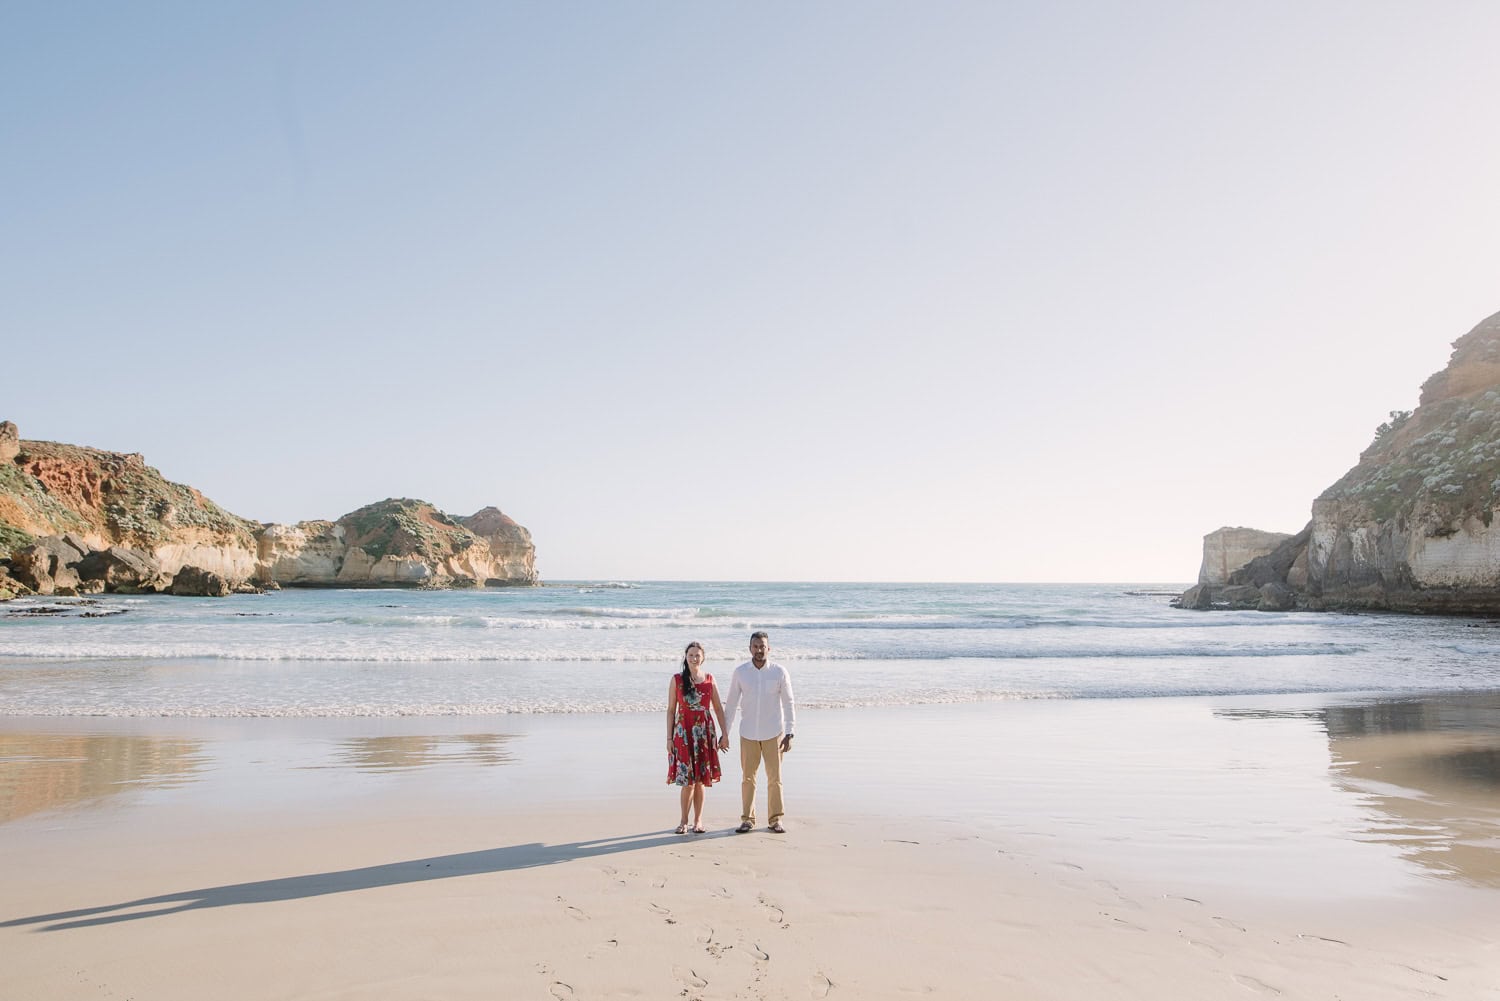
top-left (1178, 308), bottom-right (1500, 614)
top-left (0, 421), bottom-right (537, 599)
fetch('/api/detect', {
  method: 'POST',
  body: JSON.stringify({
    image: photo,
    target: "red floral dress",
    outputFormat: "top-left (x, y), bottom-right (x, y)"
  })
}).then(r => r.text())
top-left (667, 673), bottom-right (721, 787)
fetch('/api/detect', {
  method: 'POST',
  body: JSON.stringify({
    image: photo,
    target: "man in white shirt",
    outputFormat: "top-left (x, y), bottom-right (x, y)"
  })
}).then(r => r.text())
top-left (723, 630), bottom-right (796, 833)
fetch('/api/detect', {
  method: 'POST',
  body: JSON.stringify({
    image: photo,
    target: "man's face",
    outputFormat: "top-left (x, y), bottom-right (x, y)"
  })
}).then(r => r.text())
top-left (750, 636), bottom-right (769, 666)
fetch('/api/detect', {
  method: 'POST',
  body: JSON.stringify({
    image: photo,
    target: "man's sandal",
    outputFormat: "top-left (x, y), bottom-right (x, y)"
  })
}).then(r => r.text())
top-left (735, 821), bottom-right (754, 834)
top-left (768, 822), bottom-right (786, 834)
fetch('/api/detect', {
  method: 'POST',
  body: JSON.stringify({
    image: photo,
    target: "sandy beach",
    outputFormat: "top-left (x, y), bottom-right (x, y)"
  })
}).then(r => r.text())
top-left (4, 695), bottom-right (1499, 1000)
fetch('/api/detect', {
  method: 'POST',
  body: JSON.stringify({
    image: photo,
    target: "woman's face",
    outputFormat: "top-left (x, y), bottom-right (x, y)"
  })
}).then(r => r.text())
top-left (685, 645), bottom-right (705, 669)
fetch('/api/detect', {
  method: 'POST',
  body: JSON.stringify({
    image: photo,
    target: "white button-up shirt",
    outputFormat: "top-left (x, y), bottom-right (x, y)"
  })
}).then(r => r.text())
top-left (723, 660), bottom-right (796, 741)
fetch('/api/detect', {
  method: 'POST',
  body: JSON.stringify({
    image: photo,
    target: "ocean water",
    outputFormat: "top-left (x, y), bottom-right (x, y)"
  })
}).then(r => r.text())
top-left (1, 581), bottom-right (1498, 717)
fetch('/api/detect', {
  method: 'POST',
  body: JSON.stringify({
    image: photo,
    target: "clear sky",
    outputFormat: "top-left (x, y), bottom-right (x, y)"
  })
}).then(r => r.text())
top-left (5, 2), bottom-right (1499, 582)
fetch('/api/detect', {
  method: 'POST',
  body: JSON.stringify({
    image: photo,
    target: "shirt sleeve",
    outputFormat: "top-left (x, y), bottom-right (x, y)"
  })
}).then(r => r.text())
top-left (723, 667), bottom-right (742, 730)
top-left (779, 666), bottom-right (795, 735)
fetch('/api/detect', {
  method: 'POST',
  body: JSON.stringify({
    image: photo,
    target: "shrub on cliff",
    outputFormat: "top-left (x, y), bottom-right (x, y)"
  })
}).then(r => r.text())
top-left (337, 498), bottom-right (480, 563)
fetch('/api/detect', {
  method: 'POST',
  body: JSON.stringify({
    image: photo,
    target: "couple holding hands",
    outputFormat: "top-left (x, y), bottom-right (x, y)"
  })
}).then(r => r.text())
top-left (666, 631), bottom-right (795, 835)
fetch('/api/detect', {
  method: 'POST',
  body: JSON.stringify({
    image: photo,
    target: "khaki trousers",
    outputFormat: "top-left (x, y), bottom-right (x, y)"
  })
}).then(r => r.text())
top-left (739, 736), bottom-right (784, 826)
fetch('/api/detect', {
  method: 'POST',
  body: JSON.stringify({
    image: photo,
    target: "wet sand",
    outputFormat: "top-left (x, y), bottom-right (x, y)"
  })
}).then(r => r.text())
top-left (3, 693), bottom-right (1499, 999)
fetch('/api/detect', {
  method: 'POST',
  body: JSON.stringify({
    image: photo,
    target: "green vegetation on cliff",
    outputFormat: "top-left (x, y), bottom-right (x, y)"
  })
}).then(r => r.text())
top-left (1322, 322), bottom-right (1500, 529)
top-left (1343, 396), bottom-right (1500, 526)
top-left (0, 457), bottom-right (91, 558)
top-left (0, 438), bottom-right (259, 559)
top-left (338, 498), bottom-right (479, 562)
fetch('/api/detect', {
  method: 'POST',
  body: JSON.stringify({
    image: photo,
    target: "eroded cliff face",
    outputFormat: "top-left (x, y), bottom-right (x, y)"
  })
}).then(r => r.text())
top-left (1180, 309), bottom-right (1500, 614)
top-left (254, 500), bottom-right (538, 588)
top-left (0, 423), bottom-right (539, 596)
top-left (1198, 527), bottom-right (1293, 586)
top-left (255, 521), bottom-right (347, 585)
top-left (1305, 310), bottom-right (1500, 611)
top-left (458, 506), bottom-right (537, 583)
top-left (0, 425), bottom-right (261, 578)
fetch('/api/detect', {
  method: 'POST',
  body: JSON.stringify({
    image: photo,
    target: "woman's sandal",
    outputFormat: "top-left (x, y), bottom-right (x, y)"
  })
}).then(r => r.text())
top-left (675, 822), bottom-right (689, 835)
top-left (691, 822), bottom-right (707, 834)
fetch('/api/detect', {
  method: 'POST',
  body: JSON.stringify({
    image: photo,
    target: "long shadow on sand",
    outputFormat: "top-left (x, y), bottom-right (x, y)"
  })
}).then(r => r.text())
top-left (3, 830), bottom-right (692, 932)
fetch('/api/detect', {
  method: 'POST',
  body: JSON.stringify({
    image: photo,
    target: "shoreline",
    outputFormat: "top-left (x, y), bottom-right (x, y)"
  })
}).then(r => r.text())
top-left (4, 693), bottom-right (1500, 998)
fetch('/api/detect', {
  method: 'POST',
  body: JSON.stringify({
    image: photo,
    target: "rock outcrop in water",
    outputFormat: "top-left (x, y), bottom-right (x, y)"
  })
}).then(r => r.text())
top-left (1198, 527), bottom-right (1294, 586)
top-left (256, 499), bottom-right (537, 588)
top-left (1178, 309), bottom-right (1500, 614)
top-left (0, 422), bottom-right (538, 597)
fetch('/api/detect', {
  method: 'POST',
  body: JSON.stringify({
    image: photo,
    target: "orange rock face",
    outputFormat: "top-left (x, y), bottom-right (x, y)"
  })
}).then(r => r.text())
top-left (2, 424), bottom-right (539, 590)
top-left (20, 455), bottom-right (107, 514)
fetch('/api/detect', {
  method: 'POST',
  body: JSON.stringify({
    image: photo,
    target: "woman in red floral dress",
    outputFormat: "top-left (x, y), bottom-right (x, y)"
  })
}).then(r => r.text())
top-left (666, 640), bottom-right (730, 834)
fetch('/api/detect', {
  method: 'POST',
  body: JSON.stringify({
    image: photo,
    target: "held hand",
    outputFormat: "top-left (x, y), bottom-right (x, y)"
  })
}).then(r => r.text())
top-left (718, 736), bottom-right (730, 752)
top-left (779, 734), bottom-right (793, 754)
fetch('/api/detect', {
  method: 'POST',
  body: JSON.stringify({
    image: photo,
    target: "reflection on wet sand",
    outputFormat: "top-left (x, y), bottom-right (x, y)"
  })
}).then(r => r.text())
top-left (0, 733), bottom-right (207, 824)
top-left (1325, 696), bottom-right (1500, 887)
top-left (312, 734), bottom-right (518, 773)
top-left (1222, 694), bottom-right (1500, 887)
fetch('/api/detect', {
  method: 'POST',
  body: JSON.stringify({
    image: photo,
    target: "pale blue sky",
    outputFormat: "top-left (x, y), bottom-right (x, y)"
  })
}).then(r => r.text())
top-left (5, 2), bottom-right (1499, 581)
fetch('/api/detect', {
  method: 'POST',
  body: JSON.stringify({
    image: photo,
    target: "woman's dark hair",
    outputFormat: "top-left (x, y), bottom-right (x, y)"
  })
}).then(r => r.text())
top-left (679, 641), bottom-right (705, 700)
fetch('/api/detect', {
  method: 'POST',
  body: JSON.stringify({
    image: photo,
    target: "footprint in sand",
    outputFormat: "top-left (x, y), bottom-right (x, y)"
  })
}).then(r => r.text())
top-left (651, 877), bottom-right (667, 888)
top-left (1295, 934), bottom-right (1349, 947)
top-left (759, 900), bottom-right (786, 925)
top-left (694, 925), bottom-right (714, 944)
top-left (1095, 880), bottom-right (1143, 909)
top-left (548, 982), bottom-right (575, 999)
top-left (709, 885), bottom-right (733, 899)
top-left (1213, 916), bottom-right (1247, 932)
top-left (810, 971), bottom-right (834, 997)
top-left (673, 967), bottom-right (708, 990)
top-left (648, 901), bottom-right (677, 924)
top-left (1184, 937), bottom-right (1224, 958)
top-left (586, 939), bottom-right (618, 959)
top-left (554, 896), bottom-right (589, 921)
top-left (750, 943), bottom-right (770, 962)
top-left (1394, 964), bottom-right (1449, 983)
top-left (1103, 913), bottom-right (1148, 932)
top-left (1231, 974), bottom-right (1281, 995)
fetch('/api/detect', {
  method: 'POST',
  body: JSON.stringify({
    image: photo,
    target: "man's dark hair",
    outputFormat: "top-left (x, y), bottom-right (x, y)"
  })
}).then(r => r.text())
top-left (750, 630), bottom-right (769, 642)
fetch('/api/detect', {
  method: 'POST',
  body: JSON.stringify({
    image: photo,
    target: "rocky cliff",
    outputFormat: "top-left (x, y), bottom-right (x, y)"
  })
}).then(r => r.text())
top-left (1304, 309), bottom-right (1500, 612)
top-left (0, 422), bottom-right (261, 593)
top-left (1179, 308), bottom-right (1500, 613)
top-left (1198, 527), bottom-right (1293, 586)
top-left (257, 499), bottom-right (537, 588)
top-left (0, 422), bottom-right (538, 597)
top-left (457, 506), bottom-right (536, 583)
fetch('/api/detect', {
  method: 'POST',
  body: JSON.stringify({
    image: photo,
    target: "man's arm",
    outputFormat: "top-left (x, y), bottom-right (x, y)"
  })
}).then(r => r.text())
top-left (723, 667), bottom-right (743, 733)
top-left (779, 666), bottom-right (796, 751)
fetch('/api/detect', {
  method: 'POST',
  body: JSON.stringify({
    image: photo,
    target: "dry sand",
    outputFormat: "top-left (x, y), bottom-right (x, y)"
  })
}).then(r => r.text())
top-left (3, 696), bottom-right (1499, 1000)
